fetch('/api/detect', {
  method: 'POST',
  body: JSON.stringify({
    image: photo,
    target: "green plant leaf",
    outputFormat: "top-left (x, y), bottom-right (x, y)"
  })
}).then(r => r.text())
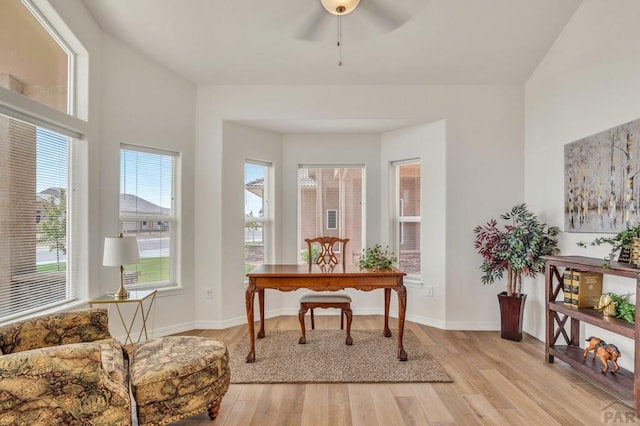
top-left (473, 203), bottom-right (560, 294)
top-left (358, 244), bottom-right (397, 270)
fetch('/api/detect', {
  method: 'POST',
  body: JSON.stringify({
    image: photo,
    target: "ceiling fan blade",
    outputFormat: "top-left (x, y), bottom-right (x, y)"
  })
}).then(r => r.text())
top-left (358, 0), bottom-right (411, 33)
top-left (294, 7), bottom-right (330, 41)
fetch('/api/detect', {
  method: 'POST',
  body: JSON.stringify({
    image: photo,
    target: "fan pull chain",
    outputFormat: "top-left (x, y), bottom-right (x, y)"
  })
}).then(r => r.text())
top-left (337, 14), bottom-right (343, 66)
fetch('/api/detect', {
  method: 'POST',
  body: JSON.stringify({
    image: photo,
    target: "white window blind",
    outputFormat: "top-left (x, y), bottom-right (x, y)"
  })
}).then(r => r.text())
top-left (0, 114), bottom-right (74, 321)
top-left (120, 145), bottom-right (177, 287)
top-left (0, 0), bottom-right (85, 323)
top-left (393, 160), bottom-right (421, 277)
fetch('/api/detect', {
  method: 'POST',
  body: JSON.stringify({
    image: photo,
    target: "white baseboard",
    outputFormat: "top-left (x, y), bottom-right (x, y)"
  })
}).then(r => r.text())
top-left (129, 311), bottom-right (500, 338)
top-left (115, 321), bottom-right (197, 341)
top-left (440, 320), bottom-right (500, 331)
top-left (218, 312), bottom-right (499, 332)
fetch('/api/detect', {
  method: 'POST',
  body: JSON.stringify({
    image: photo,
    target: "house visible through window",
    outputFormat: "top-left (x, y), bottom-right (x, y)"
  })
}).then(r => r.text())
top-left (393, 160), bottom-right (421, 278)
top-left (245, 161), bottom-right (272, 272)
top-left (0, 118), bottom-right (73, 320)
top-left (120, 145), bottom-right (178, 287)
top-left (1, 0), bottom-right (71, 113)
top-left (0, 0), bottom-right (80, 322)
top-left (299, 165), bottom-right (364, 266)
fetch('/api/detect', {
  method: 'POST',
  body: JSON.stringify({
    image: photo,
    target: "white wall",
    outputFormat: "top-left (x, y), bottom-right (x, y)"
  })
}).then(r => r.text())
top-left (525, 0), bottom-right (640, 370)
top-left (49, 0), bottom-right (198, 338)
top-left (97, 34), bottom-right (197, 336)
top-left (212, 122), bottom-right (282, 327)
top-left (381, 121), bottom-right (447, 327)
top-left (48, 1), bottom-right (527, 337)
top-left (196, 85), bottom-right (524, 330)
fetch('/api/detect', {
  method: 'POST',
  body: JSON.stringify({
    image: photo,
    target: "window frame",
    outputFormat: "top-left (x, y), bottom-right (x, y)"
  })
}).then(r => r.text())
top-left (0, 0), bottom-right (87, 323)
top-left (392, 159), bottom-right (422, 286)
top-left (244, 160), bottom-right (273, 275)
top-left (297, 164), bottom-right (366, 265)
top-left (21, 0), bottom-right (76, 115)
top-left (119, 144), bottom-right (179, 290)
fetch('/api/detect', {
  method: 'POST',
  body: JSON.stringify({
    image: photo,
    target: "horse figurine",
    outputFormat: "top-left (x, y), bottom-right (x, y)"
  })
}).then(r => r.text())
top-left (583, 336), bottom-right (605, 359)
top-left (583, 336), bottom-right (621, 373)
top-left (596, 344), bottom-right (621, 374)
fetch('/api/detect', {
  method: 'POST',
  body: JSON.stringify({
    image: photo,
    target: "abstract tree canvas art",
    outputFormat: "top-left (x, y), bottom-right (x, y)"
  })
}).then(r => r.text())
top-left (565, 117), bottom-right (640, 233)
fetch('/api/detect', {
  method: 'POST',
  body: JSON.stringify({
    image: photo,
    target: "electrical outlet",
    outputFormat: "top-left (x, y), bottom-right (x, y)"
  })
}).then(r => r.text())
top-left (205, 288), bottom-right (213, 299)
top-left (426, 285), bottom-right (434, 297)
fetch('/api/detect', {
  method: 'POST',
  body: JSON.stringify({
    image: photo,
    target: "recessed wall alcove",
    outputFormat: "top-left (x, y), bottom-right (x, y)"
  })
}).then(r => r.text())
top-left (218, 118), bottom-right (447, 328)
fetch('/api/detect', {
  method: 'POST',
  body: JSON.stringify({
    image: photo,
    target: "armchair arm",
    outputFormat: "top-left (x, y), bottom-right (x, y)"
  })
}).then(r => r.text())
top-left (0, 309), bottom-right (112, 355)
top-left (0, 341), bottom-right (131, 425)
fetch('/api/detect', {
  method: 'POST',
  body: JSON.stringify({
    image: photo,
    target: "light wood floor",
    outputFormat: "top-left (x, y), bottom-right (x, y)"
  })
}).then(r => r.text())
top-left (167, 315), bottom-right (634, 425)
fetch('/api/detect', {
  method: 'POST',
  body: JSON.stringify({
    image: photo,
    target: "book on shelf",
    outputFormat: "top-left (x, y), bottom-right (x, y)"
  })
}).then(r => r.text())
top-left (570, 270), bottom-right (603, 308)
top-left (563, 269), bottom-right (573, 306)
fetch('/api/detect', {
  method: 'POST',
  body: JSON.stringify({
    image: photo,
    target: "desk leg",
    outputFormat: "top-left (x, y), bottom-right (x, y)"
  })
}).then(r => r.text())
top-left (245, 279), bottom-right (257, 363)
top-left (383, 288), bottom-right (392, 337)
top-left (396, 279), bottom-right (408, 361)
top-left (257, 288), bottom-right (265, 339)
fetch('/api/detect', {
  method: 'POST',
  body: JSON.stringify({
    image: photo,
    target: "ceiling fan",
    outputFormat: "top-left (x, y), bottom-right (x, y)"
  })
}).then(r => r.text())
top-left (286, 0), bottom-right (422, 66)
top-left (282, 1), bottom-right (422, 39)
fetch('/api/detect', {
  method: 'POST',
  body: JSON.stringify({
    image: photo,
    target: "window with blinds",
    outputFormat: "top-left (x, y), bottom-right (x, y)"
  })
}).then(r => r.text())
top-left (393, 160), bottom-right (421, 278)
top-left (0, 0), bottom-right (79, 322)
top-left (0, 115), bottom-right (73, 320)
top-left (120, 145), bottom-right (177, 287)
top-left (298, 165), bottom-right (364, 266)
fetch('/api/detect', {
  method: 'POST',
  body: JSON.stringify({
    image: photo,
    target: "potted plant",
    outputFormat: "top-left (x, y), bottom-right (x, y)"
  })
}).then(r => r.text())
top-left (358, 244), bottom-right (397, 271)
top-left (577, 224), bottom-right (640, 267)
top-left (473, 203), bottom-right (560, 341)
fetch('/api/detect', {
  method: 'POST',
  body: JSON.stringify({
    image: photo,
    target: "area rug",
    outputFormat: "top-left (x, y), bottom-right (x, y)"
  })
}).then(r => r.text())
top-left (229, 329), bottom-right (452, 383)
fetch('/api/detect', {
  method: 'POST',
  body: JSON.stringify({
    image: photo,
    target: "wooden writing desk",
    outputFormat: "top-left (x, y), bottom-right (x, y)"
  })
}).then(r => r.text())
top-left (245, 264), bottom-right (407, 363)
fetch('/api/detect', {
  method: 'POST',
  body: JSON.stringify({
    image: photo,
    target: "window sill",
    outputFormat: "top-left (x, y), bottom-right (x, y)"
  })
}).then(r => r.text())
top-left (124, 284), bottom-right (184, 298)
top-left (124, 283), bottom-right (183, 297)
top-left (155, 286), bottom-right (184, 298)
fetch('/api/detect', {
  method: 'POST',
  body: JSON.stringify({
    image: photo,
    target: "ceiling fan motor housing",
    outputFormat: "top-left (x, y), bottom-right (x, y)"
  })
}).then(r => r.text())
top-left (320, 0), bottom-right (361, 15)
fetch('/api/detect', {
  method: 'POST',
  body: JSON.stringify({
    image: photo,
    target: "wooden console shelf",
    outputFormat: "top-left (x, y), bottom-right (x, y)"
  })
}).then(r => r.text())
top-left (544, 255), bottom-right (640, 416)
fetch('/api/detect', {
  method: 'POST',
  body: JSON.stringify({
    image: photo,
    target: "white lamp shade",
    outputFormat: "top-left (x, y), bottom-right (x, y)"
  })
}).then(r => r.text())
top-left (103, 236), bottom-right (140, 266)
top-left (321, 0), bottom-right (360, 15)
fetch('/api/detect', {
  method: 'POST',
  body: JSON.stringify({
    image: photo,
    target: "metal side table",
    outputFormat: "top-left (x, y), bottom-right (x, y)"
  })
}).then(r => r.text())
top-left (89, 289), bottom-right (157, 346)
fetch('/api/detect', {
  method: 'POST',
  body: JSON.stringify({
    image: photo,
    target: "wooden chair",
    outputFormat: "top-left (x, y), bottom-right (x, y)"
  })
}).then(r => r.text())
top-left (298, 236), bottom-right (353, 345)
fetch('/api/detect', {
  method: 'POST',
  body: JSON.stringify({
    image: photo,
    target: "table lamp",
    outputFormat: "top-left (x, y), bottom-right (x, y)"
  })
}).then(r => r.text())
top-left (103, 233), bottom-right (140, 300)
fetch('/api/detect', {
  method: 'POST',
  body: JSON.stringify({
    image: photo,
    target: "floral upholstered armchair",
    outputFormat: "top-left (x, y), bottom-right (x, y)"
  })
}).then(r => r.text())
top-left (0, 309), bottom-right (131, 425)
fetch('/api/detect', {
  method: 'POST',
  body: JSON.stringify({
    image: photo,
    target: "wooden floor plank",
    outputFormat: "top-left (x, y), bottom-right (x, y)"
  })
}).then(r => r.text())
top-left (462, 394), bottom-right (511, 426)
top-left (369, 385), bottom-right (405, 426)
top-left (395, 395), bottom-right (431, 426)
top-left (275, 384), bottom-right (305, 426)
top-left (411, 383), bottom-right (457, 425)
top-left (348, 383), bottom-right (379, 426)
top-left (327, 384), bottom-right (353, 426)
top-left (221, 399), bottom-right (259, 426)
top-left (250, 385), bottom-right (290, 426)
top-left (301, 383), bottom-right (329, 426)
top-left (478, 369), bottom-right (562, 426)
top-left (433, 384), bottom-right (483, 426)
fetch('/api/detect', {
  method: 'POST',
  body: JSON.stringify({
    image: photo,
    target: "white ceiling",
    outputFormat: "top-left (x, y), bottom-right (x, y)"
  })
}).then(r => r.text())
top-left (79, 0), bottom-right (582, 134)
top-left (81, 0), bottom-right (583, 86)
